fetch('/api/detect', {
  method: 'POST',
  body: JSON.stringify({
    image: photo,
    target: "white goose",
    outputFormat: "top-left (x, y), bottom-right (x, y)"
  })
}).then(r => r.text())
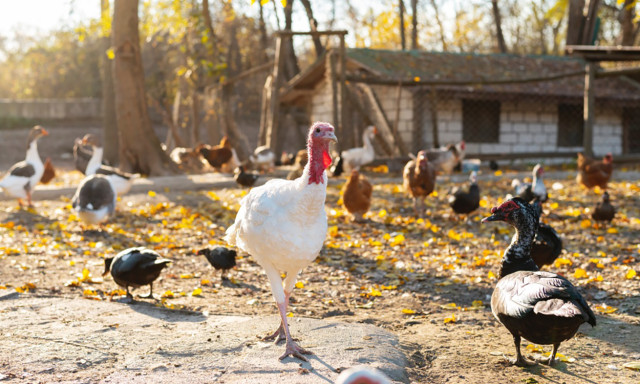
top-left (80, 134), bottom-right (137, 196)
top-left (0, 126), bottom-right (48, 207)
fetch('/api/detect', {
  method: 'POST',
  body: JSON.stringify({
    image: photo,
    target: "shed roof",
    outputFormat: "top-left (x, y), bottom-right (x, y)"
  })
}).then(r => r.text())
top-left (281, 48), bottom-right (640, 103)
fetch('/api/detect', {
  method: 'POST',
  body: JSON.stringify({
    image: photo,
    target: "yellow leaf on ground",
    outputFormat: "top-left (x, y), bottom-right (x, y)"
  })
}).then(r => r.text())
top-left (580, 219), bottom-right (592, 229)
top-left (286, 312), bottom-right (294, 317)
top-left (378, 209), bottom-right (388, 218)
top-left (402, 308), bottom-right (416, 314)
top-left (444, 314), bottom-right (456, 323)
top-left (595, 304), bottom-right (617, 314)
top-left (180, 274), bottom-right (194, 279)
top-left (148, 190), bottom-right (157, 197)
top-left (494, 170), bottom-right (503, 176)
top-left (487, 271), bottom-right (496, 280)
top-left (162, 290), bottom-right (175, 298)
top-left (295, 281), bottom-right (304, 289)
top-left (191, 287), bottom-right (203, 296)
top-left (440, 303), bottom-right (458, 310)
top-left (626, 269), bottom-right (637, 279)
top-left (607, 227), bottom-right (619, 234)
top-left (574, 268), bottom-right (588, 279)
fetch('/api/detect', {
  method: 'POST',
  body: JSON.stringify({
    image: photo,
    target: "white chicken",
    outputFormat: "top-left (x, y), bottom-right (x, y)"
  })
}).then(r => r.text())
top-left (225, 122), bottom-right (337, 361)
top-left (339, 125), bottom-right (377, 172)
top-left (426, 140), bottom-right (465, 174)
top-left (249, 145), bottom-right (276, 173)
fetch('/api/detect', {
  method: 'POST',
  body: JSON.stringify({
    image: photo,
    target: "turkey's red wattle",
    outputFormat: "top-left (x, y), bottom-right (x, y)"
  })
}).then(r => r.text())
top-left (323, 150), bottom-right (332, 169)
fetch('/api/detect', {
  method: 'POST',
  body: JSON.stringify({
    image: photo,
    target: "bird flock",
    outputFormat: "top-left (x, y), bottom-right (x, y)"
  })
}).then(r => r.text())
top-left (0, 123), bottom-right (622, 374)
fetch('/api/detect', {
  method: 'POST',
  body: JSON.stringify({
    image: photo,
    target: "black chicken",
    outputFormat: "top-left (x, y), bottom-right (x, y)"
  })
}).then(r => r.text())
top-left (198, 247), bottom-right (237, 280)
top-left (448, 171), bottom-right (480, 216)
top-left (530, 199), bottom-right (563, 268)
top-left (592, 191), bottom-right (615, 223)
top-left (103, 247), bottom-right (171, 301)
top-left (234, 166), bottom-right (259, 188)
top-left (482, 198), bottom-right (596, 366)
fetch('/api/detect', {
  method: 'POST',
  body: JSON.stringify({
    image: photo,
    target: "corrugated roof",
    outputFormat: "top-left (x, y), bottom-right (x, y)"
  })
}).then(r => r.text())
top-left (282, 48), bottom-right (640, 102)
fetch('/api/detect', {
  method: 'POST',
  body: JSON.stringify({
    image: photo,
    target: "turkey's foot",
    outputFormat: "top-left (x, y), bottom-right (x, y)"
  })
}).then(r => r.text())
top-left (279, 339), bottom-right (312, 361)
top-left (262, 323), bottom-right (286, 344)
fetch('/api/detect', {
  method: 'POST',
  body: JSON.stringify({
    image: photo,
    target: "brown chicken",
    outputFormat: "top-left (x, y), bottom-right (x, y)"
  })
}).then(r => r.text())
top-left (341, 170), bottom-right (372, 222)
top-left (403, 150), bottom-right (436, 217)
top-left (577, 152), bottom-right (613, 189)
top-left (198, 136), bottom-right (233, 169)
top-left (40, 158), bottom-right (56, 184)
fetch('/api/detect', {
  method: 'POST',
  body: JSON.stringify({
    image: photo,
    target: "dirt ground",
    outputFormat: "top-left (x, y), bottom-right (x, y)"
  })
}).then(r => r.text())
top-left (0, 166), bottom-right (639, 383)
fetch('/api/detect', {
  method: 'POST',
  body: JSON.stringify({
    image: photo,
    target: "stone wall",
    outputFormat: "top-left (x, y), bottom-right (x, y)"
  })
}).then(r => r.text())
top-left (0, 98), bottom-right (101, 120)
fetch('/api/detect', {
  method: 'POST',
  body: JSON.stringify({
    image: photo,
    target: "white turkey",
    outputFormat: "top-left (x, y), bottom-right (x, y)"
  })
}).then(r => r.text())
top-left (225, 122), bottom-right (337, 361)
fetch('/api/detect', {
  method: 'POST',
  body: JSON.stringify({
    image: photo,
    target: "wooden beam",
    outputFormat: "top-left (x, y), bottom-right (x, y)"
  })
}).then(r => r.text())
top-left (275, 30), bottom-right (348, 36)
top-left (345, 69), bottom-right (586, 87)
top-left (358, 83), bottom-right (401, 156)
top-left (329, 51), bottom-right (340, 142)
top-left (266, 37), bottom-right (285, 152)
top-left (583, 62), bottom-right (595, 157)
top-left (339, 33), bottom-right (350, 149)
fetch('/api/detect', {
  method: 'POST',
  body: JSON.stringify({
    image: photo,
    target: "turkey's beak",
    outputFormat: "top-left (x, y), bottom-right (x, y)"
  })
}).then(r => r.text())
top-left (325, 132), bottom-right (338, 143)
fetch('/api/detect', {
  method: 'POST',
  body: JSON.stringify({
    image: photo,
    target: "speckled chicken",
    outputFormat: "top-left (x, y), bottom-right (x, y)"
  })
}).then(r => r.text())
top-left (577, 152), bottom-right (613, 189)
top-left (482, 198), bottom-right (596, 367)
top-left (592, 191), bottom-right (615, 222)
top-left (403, 150), bottom-right (436, 217)
top-left (341, 170), bottom-right (373, 222)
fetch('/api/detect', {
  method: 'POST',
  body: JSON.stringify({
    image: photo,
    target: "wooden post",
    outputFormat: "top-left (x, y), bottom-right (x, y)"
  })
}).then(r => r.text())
top-left (429, 86), bottom-right (440, 148)
top-left (329, 50), bottom-right (339, 140)
top-left (266, 36), bottom-right (285, 152)
top-left (583, 62), bottom-right (595, 157)
top-left (339, 34), bottom-right (350, 149)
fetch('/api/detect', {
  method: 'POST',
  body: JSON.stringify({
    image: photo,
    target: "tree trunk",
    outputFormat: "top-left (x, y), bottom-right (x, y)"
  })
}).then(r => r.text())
top-left (101, 0), bottom-right (118, 165)
top-left (112, 0), bottom-right (180, 175)
top-left (491, 0), bottom-right (508, 53)
top-left (220, 17), bottom-right (251, 160)
top-left (410, 0), bottom-right (418, 50)
top-left (566, 0), bottom-right (586, 46)
top-left (202, 0), bottom-right (219, 58)
top-left (619, 0), bottom-right (636, 45)
top-left (399, 0), bottom-right (406, 50)
top-left (299, 0), bottom-right (324, 57)
top-left (282, 0), bottom-right (300, 81)
top-left (258, 0), bottom-right (270, 62)
top-left (429, 0), bottom-right (448, 51)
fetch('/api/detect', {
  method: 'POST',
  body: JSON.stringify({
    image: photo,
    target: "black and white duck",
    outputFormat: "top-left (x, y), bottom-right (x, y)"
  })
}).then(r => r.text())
top-left (511, 163), bottom-right (547, 203)
top-left (530, 198), bottom-right (563, 269)
top-left (0, 126), bottom-right (49, 207)
top-left (103, 247), bottom-right (171, 301)
top-left (80, 134), bottom-right (137, 196)
top-left (71, 174), bottom-right (116, 226)
top-left (197, 246), bottom-right (237, 281)
top-left (592, 191), bottom-right (615, 223)
top-left (234, 165), bottom-right (259, 188)
top-left (448, 171), bottom-right (480, 216)
top-left (482, 198), bottom-right (596, 366)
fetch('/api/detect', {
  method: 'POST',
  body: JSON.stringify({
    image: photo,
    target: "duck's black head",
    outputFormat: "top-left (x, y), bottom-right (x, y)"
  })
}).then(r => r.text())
top-left (602, 191), bottom-right (611, 203)
top-left (103, 257), bottom-right (114, 276)
top-left (482, 197), bottom-right (538, 230)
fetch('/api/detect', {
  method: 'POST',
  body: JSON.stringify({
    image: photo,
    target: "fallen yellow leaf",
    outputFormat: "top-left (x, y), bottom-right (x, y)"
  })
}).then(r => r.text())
top-left (626, 269), bottom-right (637, 279)
top-left (444, 314), bottom-right (456, 323)
top-left (191, 287), bottom-right (203, 296)
top-left (295, 281), bottom-right (304, 289)
top-left (402, 308), bottom-right (416, 314)
top-left (574, 268), bottom-right (588, 279)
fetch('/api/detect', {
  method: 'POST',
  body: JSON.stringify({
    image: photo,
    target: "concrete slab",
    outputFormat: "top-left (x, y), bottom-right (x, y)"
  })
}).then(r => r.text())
top-left (0, 295), bottom-right (408, 383)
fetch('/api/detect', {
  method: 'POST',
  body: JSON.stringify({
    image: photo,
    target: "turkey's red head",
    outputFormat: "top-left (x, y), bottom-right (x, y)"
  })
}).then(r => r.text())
top-left (308, 122), bottom-right (337, 184)
top-left (603, 153), bottom-right (613, 164)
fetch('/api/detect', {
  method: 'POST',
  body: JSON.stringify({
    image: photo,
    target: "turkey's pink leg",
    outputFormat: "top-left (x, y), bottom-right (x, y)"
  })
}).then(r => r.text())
top-left (262, 291), bottom-right (290, 344)
top-left (276, 297), bottom-right (312, 361)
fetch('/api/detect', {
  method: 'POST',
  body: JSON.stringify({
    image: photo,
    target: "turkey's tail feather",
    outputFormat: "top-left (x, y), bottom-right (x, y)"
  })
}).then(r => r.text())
top-left (224, 223), bottom-right (238, 247)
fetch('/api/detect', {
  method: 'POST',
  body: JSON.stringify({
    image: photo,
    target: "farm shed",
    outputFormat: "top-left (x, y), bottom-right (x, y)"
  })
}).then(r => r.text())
top-left (280, 48), bottom-right (640, 157)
